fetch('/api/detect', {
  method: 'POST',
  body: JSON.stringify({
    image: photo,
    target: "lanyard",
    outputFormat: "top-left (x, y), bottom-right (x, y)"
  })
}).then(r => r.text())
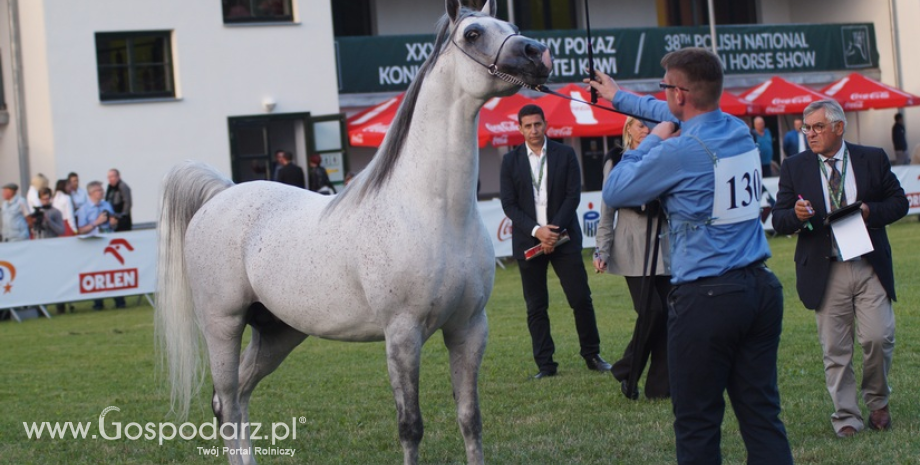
top-left (530, 154), bottom-right (547, 194)
top-left (818, 148), bottom-right (849, 209)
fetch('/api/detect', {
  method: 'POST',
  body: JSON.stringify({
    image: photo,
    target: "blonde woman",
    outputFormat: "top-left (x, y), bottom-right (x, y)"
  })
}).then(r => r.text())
top-left (593, 117), bottom-right (671, 399)
top-left (27, 173), bottom-right (49, 210)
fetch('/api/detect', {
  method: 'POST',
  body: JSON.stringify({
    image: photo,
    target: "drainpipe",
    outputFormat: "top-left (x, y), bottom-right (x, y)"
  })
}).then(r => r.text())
top-left (888, 0), bottom-right (903, 89)
top-left (7, 0), bottom-right (30, 189)
top-left (707, 0), bottom-right (718, 58)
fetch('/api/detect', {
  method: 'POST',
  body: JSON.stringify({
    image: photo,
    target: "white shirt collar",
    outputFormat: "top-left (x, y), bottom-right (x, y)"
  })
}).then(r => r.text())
top-left (526, 138), bottom-right (547, 158)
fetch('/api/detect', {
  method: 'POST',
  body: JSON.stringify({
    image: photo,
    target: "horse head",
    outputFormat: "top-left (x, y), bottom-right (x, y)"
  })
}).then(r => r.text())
top-left (445, 0), bottom-right (552, 99)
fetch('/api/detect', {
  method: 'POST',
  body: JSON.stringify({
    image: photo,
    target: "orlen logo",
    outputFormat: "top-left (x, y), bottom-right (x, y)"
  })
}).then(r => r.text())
top-left (104, 238), bottom-right (134, 265)
top-left (0, 261), bottom-right (17, 294)
top-left (80, 238), bottom-right (138, 294)
top-left (497, 217), bottom-right (513, 242)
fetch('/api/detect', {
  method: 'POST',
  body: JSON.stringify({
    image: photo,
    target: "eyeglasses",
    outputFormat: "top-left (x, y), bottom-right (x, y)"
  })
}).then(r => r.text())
top-left (801, 121), bottom-right (837, 134)
top-left (659, 82), bottom-right (690, 92)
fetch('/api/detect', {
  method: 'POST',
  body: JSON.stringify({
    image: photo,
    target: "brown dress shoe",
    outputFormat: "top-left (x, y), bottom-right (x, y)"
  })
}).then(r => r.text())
top-left (836, 426), bottom-right (858, 438)
top-left (868, 405), bottom-right (892, 430)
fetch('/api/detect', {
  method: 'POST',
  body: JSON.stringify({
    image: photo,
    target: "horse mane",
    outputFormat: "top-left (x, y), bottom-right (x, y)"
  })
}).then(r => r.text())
top-left (326, 8), bottom-right (483, 214)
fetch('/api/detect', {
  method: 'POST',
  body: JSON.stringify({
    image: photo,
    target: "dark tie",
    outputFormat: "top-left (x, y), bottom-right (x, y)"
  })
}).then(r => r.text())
top-left (826, 158), bottom-right (847, 210)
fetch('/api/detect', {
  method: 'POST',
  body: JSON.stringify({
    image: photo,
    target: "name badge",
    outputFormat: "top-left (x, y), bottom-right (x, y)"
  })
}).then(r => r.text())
top-left (711, 148), bottom-right (762, 225)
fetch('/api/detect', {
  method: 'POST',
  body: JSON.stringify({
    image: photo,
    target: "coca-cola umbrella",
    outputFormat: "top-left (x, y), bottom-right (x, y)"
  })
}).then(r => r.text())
top-left (651, 90), bottom-right (760, 116)
top-left (820, 72), bottom-right (920, 110)
top-left (350, 92), bottom-right (500, 148)
top-left (478, 93), bottom-right (537, 147)
top-left (347, 93), bottom-right (404, 147)
top-left (738, 76), bottom-right (831, 115)
top-left (534, 83), bottom-right (628, 140)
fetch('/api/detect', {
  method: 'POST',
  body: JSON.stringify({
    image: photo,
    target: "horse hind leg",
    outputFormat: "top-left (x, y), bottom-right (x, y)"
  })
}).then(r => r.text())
top-left (384, 321), bottom-right (425, 465)
top-left (200, 306), bottom-right (251, 465)
top-left (442, 309), bottom-right (488, 465)
top-left (237, 303), bottom-right (308, 449)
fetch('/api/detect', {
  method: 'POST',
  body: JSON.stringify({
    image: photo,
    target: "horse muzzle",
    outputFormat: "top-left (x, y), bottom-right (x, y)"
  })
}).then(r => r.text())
top-left (495, 37), bottom-right (552, 87)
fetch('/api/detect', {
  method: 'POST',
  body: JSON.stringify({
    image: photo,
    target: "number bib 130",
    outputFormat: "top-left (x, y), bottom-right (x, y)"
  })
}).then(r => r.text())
top-left (711, 148), bottom-right (762, 225)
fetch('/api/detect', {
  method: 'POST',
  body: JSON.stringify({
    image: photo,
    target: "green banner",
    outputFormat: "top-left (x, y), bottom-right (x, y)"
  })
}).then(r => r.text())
top-left (336, 23), bottom-right (878, 94)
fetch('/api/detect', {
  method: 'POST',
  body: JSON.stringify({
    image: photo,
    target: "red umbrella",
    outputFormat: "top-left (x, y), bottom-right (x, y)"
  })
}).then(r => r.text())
top-left (820, 72), bottom-right (920, 110)
top-left (347, 93), bottom-right (404, 147)
top-left (478, 93), bottom-right (536, 147)
top-left (650, 90), bottom-right (759, 116)
top-left (738, 76), bottom-right (831, 115)
top-left (350, 93), bottom-right (498, 148)
top-left (535, 83), bottom-right (628, 139)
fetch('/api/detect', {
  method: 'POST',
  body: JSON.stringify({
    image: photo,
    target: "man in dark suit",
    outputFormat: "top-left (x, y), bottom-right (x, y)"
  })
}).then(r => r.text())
top-left (275, 151), bottom-right (306, 188)
top-left (773, 99), bottom-right (908, 438)
top-left (500, 104), bottom-right (611, 379)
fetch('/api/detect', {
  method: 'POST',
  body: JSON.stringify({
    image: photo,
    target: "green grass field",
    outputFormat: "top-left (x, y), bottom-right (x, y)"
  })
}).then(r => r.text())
top-left (1, 218), bottom-right (918, 464)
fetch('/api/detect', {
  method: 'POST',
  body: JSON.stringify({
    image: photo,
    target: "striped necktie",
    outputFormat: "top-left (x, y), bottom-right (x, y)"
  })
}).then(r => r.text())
top-left (826, 158), bottom-right (847, 210)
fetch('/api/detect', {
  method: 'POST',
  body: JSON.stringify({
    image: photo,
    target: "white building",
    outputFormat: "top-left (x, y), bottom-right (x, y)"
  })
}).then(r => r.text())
top-left (1, 0), bottom-right (342, 225)
top-left (2, 0), bottom-right (919, 222)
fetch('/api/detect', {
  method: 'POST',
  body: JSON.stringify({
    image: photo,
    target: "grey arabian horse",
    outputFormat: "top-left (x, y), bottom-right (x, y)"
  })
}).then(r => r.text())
top-left (155, 1), bottom-right (551, 464)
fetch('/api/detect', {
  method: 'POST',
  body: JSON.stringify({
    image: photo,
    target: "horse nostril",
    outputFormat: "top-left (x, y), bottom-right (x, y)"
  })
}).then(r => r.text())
top-left (524, 42), bottom-right (544, 58)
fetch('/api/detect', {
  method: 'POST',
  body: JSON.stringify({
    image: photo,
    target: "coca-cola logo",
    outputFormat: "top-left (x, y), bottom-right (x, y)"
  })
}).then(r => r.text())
top-left (546, 126), bottom-right (573, 137)
top-left (351, 134), bottom-right (364, 144)
top-left (363, 123), bottom-right (389, 134)
top-left (497, 217), bottom-right (513, 242)
top-left (844, 102), bottom-right (865, 110)
top-left (484, 121), bottom-right (520, 133)
top-left (771, 96), bottom-right (812, 105)
top-left (849, 91), bottom-right (889, 100)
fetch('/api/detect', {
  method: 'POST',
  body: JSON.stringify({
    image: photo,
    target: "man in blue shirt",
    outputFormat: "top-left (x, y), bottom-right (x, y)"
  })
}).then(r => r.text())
top-left (75, 180), bottom-right (122, 310)
top-left (752, 116), bottom-right (775, 176)
top-left (588, 48), bottom-right (792, 465)
top-left (75, 181), bottom-right (116, 235)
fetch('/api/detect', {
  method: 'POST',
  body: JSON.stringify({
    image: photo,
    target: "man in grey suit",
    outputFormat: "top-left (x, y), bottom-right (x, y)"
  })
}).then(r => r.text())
top-left (772, 99), bottom-right (908, 438)
top-left (500, 104), bottom-right (611, 379)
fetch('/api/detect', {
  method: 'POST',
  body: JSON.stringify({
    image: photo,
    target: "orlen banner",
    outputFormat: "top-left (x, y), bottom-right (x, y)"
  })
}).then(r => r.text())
top-left (0, 231), bottom-right (155, 309)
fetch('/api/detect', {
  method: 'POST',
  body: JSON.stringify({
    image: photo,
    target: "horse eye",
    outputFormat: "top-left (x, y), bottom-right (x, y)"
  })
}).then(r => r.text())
top-left (464, 30), bottom-right (480, 42)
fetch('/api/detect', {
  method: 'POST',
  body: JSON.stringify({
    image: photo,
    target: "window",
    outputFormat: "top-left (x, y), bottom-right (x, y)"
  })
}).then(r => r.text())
top-left (332, 0), bottom-right (372, 37)
top-left (664, 0), bottom-right (757, 26)
top-left (512, 0), bottom-right (576, 31)
top-left (95, 31), bottom-right (175, 101)
top-left (223, 0), bottom-right (293, 23)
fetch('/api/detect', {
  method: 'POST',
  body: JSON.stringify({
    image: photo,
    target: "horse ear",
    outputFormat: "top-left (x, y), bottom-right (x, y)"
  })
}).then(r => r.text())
top-left (481, 0), bottom-right (496, 17)
top-left (446, 0), bottom-right (461, 23)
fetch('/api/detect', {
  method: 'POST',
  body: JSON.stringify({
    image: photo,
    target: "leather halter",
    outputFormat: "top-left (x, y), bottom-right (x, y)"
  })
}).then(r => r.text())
top-left (450, 30), bottom-right (532, 88)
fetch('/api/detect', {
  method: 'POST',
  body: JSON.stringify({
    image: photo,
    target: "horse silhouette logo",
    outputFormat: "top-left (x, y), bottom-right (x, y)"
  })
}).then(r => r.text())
top-left (0, 261), bottom-right (16, 294)
top-left (104, 238), bottom-right (135, 265)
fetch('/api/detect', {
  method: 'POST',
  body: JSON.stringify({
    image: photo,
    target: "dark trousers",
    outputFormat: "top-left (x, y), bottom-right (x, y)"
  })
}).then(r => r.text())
top-left (612, 275), bottom-right (671, 398)
top-left (668, 263), bottom-right (792, 465)
top-left (518, 243), bottom-right (600, 372)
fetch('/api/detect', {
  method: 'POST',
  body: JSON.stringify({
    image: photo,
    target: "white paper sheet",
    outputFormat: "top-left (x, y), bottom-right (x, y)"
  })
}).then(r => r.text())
top-left (830, 212), bottom-right (874, 261)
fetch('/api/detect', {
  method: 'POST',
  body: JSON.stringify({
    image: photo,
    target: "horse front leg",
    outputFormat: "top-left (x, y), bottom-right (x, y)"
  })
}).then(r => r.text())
top-left (443, 309), bottom-right (488, 465)
top-left (385, 322), bottom-right (425, 465)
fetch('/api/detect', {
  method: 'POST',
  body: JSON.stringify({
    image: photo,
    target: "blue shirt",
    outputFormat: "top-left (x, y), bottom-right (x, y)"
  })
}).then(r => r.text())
top-left (75, 199), bottom-right (115, 234)
top-left (753, 128), bottom-right (774, 165)
top-left (604, 93), bottom-right (771, 284)
top-left (1, 195), bottom-right (30, 241)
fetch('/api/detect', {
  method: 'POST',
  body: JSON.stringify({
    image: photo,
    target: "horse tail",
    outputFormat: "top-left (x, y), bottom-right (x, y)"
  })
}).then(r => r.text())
top-left (155, 161), bottom-right (233, 419)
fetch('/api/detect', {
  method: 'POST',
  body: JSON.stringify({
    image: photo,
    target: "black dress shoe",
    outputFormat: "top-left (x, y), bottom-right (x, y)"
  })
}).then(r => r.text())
top-left (585, 355), bottom-right (612, 372)
top-left (532, 370), bottom-right (557, 379)
top-left (620, 379), bottom-right (639, 400)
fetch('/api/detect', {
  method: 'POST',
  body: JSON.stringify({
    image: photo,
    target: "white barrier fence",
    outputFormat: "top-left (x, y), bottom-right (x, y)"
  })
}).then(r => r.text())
top-left (3, 166), bottom-right (918, 313)
top-left (1, 231), bottom-right (156, 313)
top-left (479, 165), bottom-right (920, 258)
